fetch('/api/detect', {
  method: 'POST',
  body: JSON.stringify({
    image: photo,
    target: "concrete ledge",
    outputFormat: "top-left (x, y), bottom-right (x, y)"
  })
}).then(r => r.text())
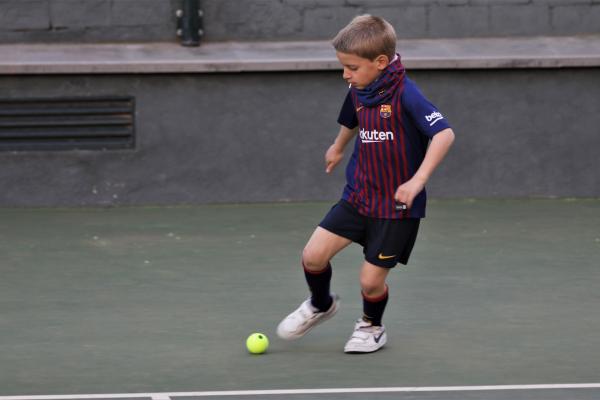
top-left (1, 35), bottom-right (599, 74)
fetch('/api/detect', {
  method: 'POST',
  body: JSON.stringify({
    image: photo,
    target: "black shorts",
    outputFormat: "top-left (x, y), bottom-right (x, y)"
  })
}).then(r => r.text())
top-left (319, 200), bottom-right (420, 268)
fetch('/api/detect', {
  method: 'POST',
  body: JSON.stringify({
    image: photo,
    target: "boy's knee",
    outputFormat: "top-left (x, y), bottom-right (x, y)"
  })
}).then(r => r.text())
top-left (360, 278), bottom-right (386, 297)
top-left (302, 246), bottom-right (328, 272)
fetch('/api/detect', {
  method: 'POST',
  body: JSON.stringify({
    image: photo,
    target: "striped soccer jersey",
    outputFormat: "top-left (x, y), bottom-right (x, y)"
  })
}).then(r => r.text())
top-left (337, 77), bottom-right (451, 219)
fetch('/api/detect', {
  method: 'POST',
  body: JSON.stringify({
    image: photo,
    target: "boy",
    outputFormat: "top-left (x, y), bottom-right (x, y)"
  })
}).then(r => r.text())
top-left (277, 15), bottom-right (455, 353)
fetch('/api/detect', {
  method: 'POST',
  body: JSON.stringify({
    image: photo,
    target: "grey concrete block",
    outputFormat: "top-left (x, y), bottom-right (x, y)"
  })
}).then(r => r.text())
top-left (533, 0), bottom-right (591, 5)
top-left (111, 0), bottom-right (174, 26)
top-left (347, 0), bottom-right (434, 5)
top-left (0, 25), bottom-right (176, 43)
top-left (303, 6), bottom-right (361, 40)
top-left (364, 6), bottom-right (428, 39)
top-left (50, 0), bottom-right (110, 29)
top-left (283, 0), bottom-right (347, 8)
top-left (0, 0), bottom-right (50, 30)
top-left (470, 0), bottom-right (530, 4)
top-left (433, 0), bottom-right (470, 5)
top-left (428, 5), bottom-right (489, 37)
top-left (490, 4), bottom-right (550, 36)
top-left (203, 0), bottom-right (303, 41)
top-left (552, 4), bottom-right (600, 34)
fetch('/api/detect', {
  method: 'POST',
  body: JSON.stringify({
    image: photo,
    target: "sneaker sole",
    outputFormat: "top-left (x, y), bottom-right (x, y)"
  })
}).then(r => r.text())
top-left (277, 296), bottom-right (340, 340)
top-left (344, 334), bottom-right (387, 353)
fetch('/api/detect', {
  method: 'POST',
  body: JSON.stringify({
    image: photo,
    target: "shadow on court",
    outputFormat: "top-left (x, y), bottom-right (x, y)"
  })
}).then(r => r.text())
top-left (0, 199), bottom-right (599, 398)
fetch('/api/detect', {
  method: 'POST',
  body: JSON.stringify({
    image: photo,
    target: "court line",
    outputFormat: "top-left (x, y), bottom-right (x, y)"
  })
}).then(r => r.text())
top-left (2, 383), bottom-right (600, 400)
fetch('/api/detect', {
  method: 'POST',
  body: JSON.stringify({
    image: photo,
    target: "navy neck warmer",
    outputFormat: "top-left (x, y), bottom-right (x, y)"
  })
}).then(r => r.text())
top-left (353, 54), bottom-right (405, 107)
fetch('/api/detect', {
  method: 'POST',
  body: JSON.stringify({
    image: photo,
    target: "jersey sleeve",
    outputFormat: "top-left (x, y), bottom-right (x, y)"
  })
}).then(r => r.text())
top-left (402, 79), bottom-right (451, 138)
top-left (337, 90), bottom-right (358, 129)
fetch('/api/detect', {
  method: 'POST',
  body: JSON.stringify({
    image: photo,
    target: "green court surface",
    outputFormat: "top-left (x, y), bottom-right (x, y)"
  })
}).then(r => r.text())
top-left (0, 199), bottom-right (599, 399)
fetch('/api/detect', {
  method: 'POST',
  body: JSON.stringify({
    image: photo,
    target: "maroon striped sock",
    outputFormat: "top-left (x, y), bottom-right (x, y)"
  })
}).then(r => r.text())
top-left (362, 285), bottom-right (388, 326)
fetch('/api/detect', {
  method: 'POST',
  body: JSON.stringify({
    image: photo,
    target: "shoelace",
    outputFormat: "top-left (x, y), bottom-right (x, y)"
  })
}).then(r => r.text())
top-left (350, 324), bottom-right (381, 340)
top-left (294, 301), bottom-right (318, 322)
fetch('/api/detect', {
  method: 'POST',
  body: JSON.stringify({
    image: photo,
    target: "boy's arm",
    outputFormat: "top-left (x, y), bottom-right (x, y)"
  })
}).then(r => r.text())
top-left (325, 125), bottom-right (358, 174)
top-left (395, 128), bottom-right (455, 208)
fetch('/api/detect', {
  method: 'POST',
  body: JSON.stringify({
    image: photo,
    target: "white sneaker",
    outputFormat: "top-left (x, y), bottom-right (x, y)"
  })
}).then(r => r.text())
top-left (344, 319), bottom-right (387, 353)
top-left (276, 294), bottom-right (339, 340)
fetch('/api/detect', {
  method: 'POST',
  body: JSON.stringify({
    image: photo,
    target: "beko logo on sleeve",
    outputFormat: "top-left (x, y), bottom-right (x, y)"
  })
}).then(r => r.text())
top-left (425, 111), bottom-right (444, 126)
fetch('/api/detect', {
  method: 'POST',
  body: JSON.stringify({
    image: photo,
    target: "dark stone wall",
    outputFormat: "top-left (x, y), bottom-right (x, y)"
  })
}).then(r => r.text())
top-left (1, 0), bottom-right (599, 44)
top-left (1, 68), bottom-right (599, 207)
top-left (0, 0), bottom-right (179, 43)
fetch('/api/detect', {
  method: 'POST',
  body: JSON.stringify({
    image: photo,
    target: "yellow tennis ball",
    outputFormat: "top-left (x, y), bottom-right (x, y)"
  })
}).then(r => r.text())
top-left (246, 333), bottom-right (269, 354)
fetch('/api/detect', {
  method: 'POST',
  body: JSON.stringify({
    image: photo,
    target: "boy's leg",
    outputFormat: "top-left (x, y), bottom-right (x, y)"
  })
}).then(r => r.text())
top-left (344, 261), bottom-right (390, 353)
top-left (359, 261), bottom-right (390, 326)
top-left (302, 227), bottom-right (352, 310)
top-left (303, 226), bottom-right (352, 271)
top-left (277, 227), bottom-right (352, 340)
top-left (357, 217), bottom-right (419, 324)
top-left (345, 218), bottom-right (420, 353)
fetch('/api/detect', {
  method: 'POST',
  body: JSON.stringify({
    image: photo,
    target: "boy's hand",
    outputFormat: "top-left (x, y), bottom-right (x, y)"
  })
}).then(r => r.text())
top-left (325, 144), bottom-right (344, 174)
top-left (394, 177), bottom-right (425, 209)
top-left (395, 128), bottom-right (455, 209)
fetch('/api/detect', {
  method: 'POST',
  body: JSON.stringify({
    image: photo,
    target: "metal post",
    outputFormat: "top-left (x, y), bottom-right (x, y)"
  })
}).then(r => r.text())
top-left (176, 0), bottom-right (203, 47)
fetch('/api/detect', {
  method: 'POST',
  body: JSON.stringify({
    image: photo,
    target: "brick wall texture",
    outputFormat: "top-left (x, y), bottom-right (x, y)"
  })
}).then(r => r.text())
top-left (0, 0), bottom-right (599, 43)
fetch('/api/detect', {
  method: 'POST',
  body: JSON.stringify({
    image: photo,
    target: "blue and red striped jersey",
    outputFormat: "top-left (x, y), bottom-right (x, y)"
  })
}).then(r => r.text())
top-left (337, 77), bottom-right (451, 219)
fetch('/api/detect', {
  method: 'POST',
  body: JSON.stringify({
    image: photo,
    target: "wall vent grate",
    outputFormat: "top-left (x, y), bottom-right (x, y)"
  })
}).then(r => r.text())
top-left (0, 97), bottom-right (135, 151)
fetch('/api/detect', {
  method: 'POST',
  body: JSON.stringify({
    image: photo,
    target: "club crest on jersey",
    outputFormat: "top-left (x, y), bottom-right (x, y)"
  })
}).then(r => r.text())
top-left (380, 104), bottom-right (392, 119)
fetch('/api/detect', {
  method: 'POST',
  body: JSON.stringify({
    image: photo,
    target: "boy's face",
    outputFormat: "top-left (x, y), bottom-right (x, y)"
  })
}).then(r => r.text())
top-left (336, 52), bottom-right (390, 89)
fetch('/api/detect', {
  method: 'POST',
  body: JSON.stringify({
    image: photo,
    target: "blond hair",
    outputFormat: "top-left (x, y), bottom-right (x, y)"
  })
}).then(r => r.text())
top-left (332, 15), bottom-right (396, 61)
